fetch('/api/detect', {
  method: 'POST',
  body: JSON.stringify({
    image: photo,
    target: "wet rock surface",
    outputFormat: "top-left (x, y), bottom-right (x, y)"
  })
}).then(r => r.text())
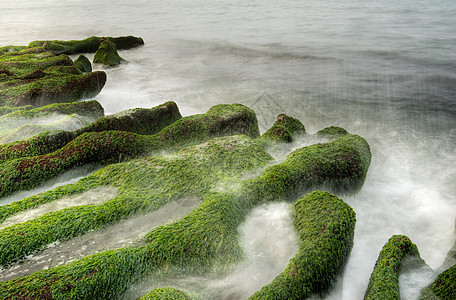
top-left (0, 36), bottom-right (400, 300)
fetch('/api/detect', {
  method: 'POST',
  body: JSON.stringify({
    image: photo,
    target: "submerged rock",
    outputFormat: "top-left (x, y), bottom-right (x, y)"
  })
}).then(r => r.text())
top-left (93, 38), bottom-right (125, 66)
top-left (364, 235), bottom-right (428, 300)
top-left (74, 54), bottom-right (92, 72)
top-left (249, 191), bottom-right (356, 299)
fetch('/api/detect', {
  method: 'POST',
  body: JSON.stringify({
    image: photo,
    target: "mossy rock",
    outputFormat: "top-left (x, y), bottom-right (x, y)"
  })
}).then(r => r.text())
top-left (364, 235), bottom-right (427, 300)
top-left (0, 101), bottom-right (178, 161)
top-left (76, 101), bottom-right (182, 136)
top-left (316, 126), bottom-right (349, 139)
top-left (139, 287), bottom-right (191, 300)
top-left (27, 36), bottom-right (144, 55)
top-left (93, 38), bottom-right (125, 66)
top-left (0, 114), bottom-right (92, 144)
top-left (0, 44), bottom-right (106, 107)
top-left (0, 105), bottom-right (34, 117)
top-left (0, 103), bottom-right (259, 198)
top-left (0, 128), bottom-right (371, 298)
top-left (419, 265), bottom-right (456, 300)
top-left (0, 100), bottom-right (103, 145)
top-left (0, 45), bottom-right (27, 56)
top-left (0, 134), bottom-right (272, 273)
top-left (74, 55), bottom-right (92, 72)
top-left (261, 114), bottom-right (306, 142)
top-left (249, 191), bottom-right (356, 299)
top-left (0, 100), bottom-right (104, 121)
top-left (244, 133), bottom-right (372, 201)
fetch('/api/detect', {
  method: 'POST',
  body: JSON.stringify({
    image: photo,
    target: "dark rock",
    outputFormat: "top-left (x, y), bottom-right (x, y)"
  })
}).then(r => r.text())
top-left (73, 55), bottom-right (92, 73)
top-left (93, 38), bottom-right (125, 66)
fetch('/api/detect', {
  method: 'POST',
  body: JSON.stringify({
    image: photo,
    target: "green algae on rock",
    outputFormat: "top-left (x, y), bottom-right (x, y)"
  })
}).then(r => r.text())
top-left (73, 55), bottom-right (92, 73)
top-left (261, 114), bottom-right (306, 143)
top-left (93, 38), bottom-right (125, 66)
top-left (0, 126), bottom-right (371, 298)
top-left (139, 287), bottom-right (191, 300)
top-left (244, 133), bottom-right (372, 202)
top-left (75, 101), bottom-right (182, 136)
top-left (0, 46), bottom-right (106, 107)
top-left (0, 101), bottom-right (179, 161)
top-left (0, 71), bottom-right (106, 107)
top-left (0, 100), bottom-right (104, 123)
top-left (0, 135), bottom-right (272, 272)
top-left (316, 126), bottom-right (349, 139)
top-left (0, 105), bottom-right (34, 117)
top-left (364, 235), bottom-right (427, 300)
top-left (27, 36), bottom-right (144, 55)
top-left (419, 265), bottom-right (456, 300)
top-left (0, 103), bottom-right (258, 198)
top-left (249, 191), bottom-right (356, 299)
top-left (0, 115), bottom-right (90, 144)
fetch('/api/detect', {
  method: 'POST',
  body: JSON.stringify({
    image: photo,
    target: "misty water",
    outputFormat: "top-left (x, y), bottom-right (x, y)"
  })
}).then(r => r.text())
top-left (0, 197), bottom-right (201, 281)
top-left (1, 0), bottom-right (455, 298)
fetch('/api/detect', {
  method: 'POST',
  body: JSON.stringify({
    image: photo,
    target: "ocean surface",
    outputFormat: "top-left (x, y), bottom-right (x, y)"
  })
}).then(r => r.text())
top-left (1, 0), bottom-right (455, 298)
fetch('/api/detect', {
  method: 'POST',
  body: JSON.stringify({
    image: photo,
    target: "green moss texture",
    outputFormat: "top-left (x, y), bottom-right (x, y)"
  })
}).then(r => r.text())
top-left (0, 46), bottom-right (106, 107)
top-left (419, 265), bottom-right (456, 300)
top-left (0, 125), bottom-right (371, 298)
top-left (93, 38), bottom-right (125, 66)
top-left (249, 191), bottom-right (356, 299)
top-left (0, 103), bottom-right (258, 198)
top-left (261, 114), bottom-right (306, 142)
top-left (28, 36), bottom-right (144, 55)
top-left (0, 101), bottom-right (179, 161)
top-left (139, 287), bottom-right (191, 300)
top-left (74, 55), bottom-right (92, 73)
top-left (364, 235), bottom-right (425, 300)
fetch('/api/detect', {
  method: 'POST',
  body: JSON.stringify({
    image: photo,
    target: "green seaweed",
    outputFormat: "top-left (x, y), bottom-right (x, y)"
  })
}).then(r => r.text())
top-left (75, 101), bottom-right (181, 136)
top-left (419, 265), bottom-right (456, 300)
top-left (364, 235), bottom-right (425, 300)
top-left (0, 46), bottom-right (106, 107)
top-left (0, 101), bottom-right (178, 161)
top-left (0, 100), bottom-right (104, 122)
top-left (0, 134), bottom-right (272, 269)
top-left (0, 114), bottom-right (91, 144)
top-left (0, 103), bottom-right (257, 197)
top-left (316, 126), bottom-right (349, 139)
top-left (73, 55), bottom-right (92, 73)
top-left (27, 36), bottom-right (144, 55)
top-left (0, 129), bottom-right (370, 297)
top-left (0, 105), bottom-right (34, 117)
top-left (139, 287), bottom-right (191, 300)
top-left (93, 38), bottom-right (125, 66)
top-left (249, 191), bottom-right (356, 299)
top-left (261, 114), bottom-right (306, 143)
top-left (0, 71), bottom-right (107, 107)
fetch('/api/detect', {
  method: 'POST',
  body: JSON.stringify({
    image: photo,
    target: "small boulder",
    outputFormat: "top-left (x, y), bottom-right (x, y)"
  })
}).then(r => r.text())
top-left (74, 55), bottom-right (92, 72)
top-left (93, 38), bottom-right (125, 66)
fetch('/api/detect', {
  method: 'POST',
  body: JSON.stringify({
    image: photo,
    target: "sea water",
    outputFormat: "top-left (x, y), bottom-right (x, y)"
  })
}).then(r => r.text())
top-left (1, 0), bottom-right (455, 298)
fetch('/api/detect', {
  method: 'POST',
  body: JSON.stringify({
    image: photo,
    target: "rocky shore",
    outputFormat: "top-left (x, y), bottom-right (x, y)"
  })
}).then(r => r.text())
top-left (0, 36), bottom-right (453, 299)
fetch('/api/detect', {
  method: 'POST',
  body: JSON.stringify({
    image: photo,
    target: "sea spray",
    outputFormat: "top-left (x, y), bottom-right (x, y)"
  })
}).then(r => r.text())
top-left (0, 165), bottom-right (101, 207)
top-left (0, 186), bottom-right (117, 230)
top-left (121, 202), bottom-right (299, 300)
top-left (0, 197), bottom-right (200, 281)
